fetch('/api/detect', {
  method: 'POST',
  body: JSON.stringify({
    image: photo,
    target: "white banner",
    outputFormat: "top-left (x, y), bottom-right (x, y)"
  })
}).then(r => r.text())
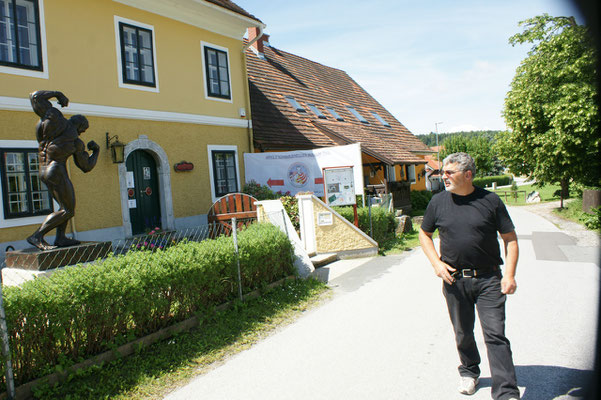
top-left (244, 143), bottom-right (364, 197)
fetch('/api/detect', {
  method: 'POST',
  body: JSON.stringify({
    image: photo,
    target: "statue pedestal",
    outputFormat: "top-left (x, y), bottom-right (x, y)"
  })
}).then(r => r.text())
top-left (5, 241), bottom-right (112, 271)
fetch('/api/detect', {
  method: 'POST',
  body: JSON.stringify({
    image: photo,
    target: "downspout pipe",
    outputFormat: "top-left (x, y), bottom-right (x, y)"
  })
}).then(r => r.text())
top-left (243, 24), bottom-right (265, 53)
top-left (242, 24), bottom-right (266, 155)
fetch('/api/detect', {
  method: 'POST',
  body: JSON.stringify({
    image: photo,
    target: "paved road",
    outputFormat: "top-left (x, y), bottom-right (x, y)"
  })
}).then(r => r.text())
top-left (164, 206), bottom-right (600, 400)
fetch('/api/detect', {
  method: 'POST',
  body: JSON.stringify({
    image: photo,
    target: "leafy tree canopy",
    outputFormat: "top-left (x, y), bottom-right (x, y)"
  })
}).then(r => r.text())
top-left (418, 130), bottom-right (502, 147)
top-left (418, 131), bottom-right (504, 176)
top-left (496, 14), bottom-right (600, 201)
top-left (439, 135), bottom-right (503, 177)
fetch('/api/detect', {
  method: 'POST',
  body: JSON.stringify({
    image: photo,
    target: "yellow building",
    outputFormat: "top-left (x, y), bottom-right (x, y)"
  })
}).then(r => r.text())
top-left (0, 0), bottom-right (264, 255)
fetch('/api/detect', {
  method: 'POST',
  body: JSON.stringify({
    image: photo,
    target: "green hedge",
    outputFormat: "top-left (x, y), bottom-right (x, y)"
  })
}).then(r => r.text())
top-left (473, 174), bottom-right (513, 188)
top-left (410, 190), bottom-right (434, 211)
top-left (333, 206), bottom-right (396, 244)
top-left (1, 223), bottom-right (295, 387)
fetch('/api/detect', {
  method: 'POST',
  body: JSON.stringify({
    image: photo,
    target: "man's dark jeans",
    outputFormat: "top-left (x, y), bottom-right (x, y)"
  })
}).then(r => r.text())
top-left (443, 271), bottom-right (520, 400)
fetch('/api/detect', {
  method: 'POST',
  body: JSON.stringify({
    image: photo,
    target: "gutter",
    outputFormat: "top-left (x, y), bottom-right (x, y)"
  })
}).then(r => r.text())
top-left (242, 24), bottom-right (265, 154)
top-left (243, 24), bottom-right (265, 53)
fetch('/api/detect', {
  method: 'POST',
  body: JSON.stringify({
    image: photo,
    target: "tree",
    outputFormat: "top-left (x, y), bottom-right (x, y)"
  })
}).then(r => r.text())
top-left (497, 14), bottom-right (600, 207)
top-left (439, 135), bottom-right (498, 177)
top-left (418, 130), bottom-right (502, 147)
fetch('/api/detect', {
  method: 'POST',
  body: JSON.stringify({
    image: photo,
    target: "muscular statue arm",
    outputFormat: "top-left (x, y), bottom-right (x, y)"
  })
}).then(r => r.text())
top-left (73, 139), bottom-right (100, 173)
top-left (30, 90), bottom-right (69, 118)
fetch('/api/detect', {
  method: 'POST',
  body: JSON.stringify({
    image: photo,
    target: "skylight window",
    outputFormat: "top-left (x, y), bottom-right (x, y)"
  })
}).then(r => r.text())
top-left (307, 104), bottom-right (327, 119)
top-left (326, 106), bottom-right (344, 121)
top-left (371, 112), bottom-right (391, 127)
top-left (285, 96), bottom-right (305, 112)
top-left (346, 106), bottom-right (368, 123)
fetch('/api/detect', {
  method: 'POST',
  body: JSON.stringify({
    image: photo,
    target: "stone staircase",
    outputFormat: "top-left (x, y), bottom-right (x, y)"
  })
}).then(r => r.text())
top-left (309, 252), bottom-right (338, 268)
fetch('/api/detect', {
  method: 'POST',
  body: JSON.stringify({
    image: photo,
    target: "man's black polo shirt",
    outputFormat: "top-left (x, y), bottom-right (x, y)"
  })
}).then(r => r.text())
top-left (421, 186), bottom-right (515, 269)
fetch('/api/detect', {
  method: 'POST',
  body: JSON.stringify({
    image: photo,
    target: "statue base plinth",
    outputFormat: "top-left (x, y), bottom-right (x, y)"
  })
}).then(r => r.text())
top-left (5, 241), bottom-right (112, 271)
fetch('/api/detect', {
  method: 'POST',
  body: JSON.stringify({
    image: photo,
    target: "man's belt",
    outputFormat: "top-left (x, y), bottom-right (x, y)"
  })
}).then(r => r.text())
top-left (451, 266), bottom-right (499, 279)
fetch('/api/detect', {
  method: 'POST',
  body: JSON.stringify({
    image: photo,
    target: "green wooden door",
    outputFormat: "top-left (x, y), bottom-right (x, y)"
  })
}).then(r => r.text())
top-left (126, 150), bottom-right (161, 235)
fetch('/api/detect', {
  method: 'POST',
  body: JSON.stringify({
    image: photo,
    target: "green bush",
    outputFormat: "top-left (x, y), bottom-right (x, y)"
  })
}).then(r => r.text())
top-left (580, 206), bottom-right (601, 231)
top-left (242, 180), bottom-right (290, 200)
top-left (280, 195), bottom-right (300, 232)
top-left (410, 190), bottom-right (434, 211)
top-left (334, 206), bottom-right (396, 244)
top-left (241, 182), bottom-right (299, 232)
top-left (473, 174), bottom-right (513, 188)
top-left (1, 223), bottom-right (294, 387)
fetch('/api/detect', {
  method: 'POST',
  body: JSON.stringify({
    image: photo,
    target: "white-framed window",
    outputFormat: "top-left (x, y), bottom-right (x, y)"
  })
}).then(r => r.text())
top-left (201, 41), bottom-right (232, 102)
top-left (114, 16), bottom-right (159, 92)
top-left (387, 165), bottom-right (397, 182)
top-left (0, 0), bottom-right (48, 79)
top-left (371, 112), bottom-right (391, 127)
top-left (285, 96), bottom-right (304, 112)
top-left (406, 164), bottom-right (416, 184)
top-left (346, 106), bottom-right (368, 123)
top-left (307, 104), bottom-right (326, 119)
top-left (326, 106), bottom-right (344, 121)
top-left (0, 140), bottom-right (56, 228)
top-left (207, 145), bottom-right (240, 202)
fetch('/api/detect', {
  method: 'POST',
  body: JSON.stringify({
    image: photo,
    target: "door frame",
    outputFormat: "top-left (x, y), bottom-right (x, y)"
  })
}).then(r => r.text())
top-left (118, 135), bottom-right (174, 237)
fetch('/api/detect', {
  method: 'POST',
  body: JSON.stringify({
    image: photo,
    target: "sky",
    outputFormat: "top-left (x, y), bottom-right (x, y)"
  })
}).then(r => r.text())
top-left (234, 0), bottom-right (584, 135)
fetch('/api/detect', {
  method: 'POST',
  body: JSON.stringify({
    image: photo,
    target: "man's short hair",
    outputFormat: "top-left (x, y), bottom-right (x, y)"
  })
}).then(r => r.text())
top-left (443, 152), bottom-right (476, 177)
top-left (69, 114), bottom-right (89, 132)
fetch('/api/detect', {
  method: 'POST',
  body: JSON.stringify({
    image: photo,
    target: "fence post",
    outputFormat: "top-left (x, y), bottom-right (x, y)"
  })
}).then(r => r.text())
top-left (368, 196), bottom-right (373, 238)
top-left (280, 209), bottom-right (289, 237)
top-left (231, 217), bottom-right (243, 301)
top-left (0, 272), bottom-right (15, 400)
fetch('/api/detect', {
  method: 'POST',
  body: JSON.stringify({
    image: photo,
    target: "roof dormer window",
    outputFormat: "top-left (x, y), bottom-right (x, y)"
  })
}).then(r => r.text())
top-left (326, 106), bottom-right (344, 121)
top-left (346, 106), bottom-right (368, 123)
top-left (285, 96), bottom-right (305, 112)
top-left (371, 112), bottom-right (391, 127)
top-left (307, 104), bottom-right (326, 119)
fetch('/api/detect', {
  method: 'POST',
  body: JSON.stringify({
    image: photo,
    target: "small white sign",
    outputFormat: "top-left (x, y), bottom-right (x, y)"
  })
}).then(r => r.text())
top-left (128, 199), bottom-right (137, 209)
top-left (317, 212), bottom-right (333, 226)
top-left (126, 172), bottom-right (135, 188)
top-left (143, 167), bottom-right (151, 180)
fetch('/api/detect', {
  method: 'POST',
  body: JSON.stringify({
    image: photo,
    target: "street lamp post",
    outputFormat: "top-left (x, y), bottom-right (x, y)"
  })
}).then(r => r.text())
top-left (435, 121), bottom-right (443, 169)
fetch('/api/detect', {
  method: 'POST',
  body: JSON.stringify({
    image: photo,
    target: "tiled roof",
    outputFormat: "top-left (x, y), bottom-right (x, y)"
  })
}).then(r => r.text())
top-left (246, 41), bottom-right (431, 164)
top-left (205, 0), bottom-right (262, 23)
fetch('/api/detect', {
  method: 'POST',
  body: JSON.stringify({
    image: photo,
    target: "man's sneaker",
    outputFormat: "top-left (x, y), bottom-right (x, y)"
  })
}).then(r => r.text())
top-left (458, 376), bottom-right (479, 395)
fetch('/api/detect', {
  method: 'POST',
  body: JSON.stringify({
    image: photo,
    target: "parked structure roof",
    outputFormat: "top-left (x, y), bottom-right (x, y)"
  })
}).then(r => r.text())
top-left (245, 36), bottom-right (431, 165)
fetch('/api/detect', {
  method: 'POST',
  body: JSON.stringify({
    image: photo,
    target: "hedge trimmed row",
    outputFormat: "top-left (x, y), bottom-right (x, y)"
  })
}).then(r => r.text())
top-left (334, 206), bottom-right (396, 244)
top-left (473, 174), bottom-right (513, 188)
top-left (410, 190), bottom-right (434, 211)
top-left (1, 223), bottom-right (295, 388)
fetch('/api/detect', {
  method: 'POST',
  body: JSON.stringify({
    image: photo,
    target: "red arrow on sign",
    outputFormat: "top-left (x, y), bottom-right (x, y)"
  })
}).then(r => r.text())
top-left (314, 177), bottom-right (324, 184)
top-left (267, 178), bottom-right (285, 187)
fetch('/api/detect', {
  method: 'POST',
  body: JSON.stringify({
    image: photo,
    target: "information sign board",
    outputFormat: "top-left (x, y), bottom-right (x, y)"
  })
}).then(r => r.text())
top-left (323, 166), bottom-right (356, 206)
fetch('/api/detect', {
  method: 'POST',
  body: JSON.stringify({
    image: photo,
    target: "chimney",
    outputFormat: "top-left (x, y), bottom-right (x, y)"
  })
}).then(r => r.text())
top-left (247, 27), bottom-right (268, 56)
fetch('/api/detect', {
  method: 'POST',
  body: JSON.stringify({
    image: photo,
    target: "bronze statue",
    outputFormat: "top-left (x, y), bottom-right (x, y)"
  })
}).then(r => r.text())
top-left (27, 90), bottom-right (99, 251)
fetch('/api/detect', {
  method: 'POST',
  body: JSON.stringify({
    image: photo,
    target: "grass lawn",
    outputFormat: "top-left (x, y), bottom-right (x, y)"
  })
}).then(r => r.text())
top-left (32, 278), bottom-right (330, 400)
top-left (491, 183), bottom-right (561, 206)
top-left (554, 198), bottom-right (601, 231)
top-left (379, 229), bottom-right (420, 255)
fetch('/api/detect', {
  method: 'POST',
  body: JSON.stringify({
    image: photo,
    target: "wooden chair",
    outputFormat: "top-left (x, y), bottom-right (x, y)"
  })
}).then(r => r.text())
top-left (207, 193), bottom-right (258, 237)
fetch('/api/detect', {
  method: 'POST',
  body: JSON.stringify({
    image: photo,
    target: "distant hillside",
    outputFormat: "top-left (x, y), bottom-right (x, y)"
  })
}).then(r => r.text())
top-left (418, 130), bottom-right (503, 147)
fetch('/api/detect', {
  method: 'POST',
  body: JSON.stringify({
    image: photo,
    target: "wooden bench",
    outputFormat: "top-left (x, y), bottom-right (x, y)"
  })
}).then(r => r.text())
top-left (207, 193), bottom-right (258, 236)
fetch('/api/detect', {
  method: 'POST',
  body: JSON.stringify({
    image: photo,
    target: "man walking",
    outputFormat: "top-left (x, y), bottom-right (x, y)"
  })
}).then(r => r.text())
top-left (419, 152), bottom-right (520, 400)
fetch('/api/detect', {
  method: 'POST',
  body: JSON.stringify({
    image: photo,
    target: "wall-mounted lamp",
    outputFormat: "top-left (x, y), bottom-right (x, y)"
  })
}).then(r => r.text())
top-left (106, 132), bottom-right (125, 163)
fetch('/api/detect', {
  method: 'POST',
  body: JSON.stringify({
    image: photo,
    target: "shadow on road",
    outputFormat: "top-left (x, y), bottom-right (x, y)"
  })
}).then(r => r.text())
top-left (477, 365), bottom-right (593, 399)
